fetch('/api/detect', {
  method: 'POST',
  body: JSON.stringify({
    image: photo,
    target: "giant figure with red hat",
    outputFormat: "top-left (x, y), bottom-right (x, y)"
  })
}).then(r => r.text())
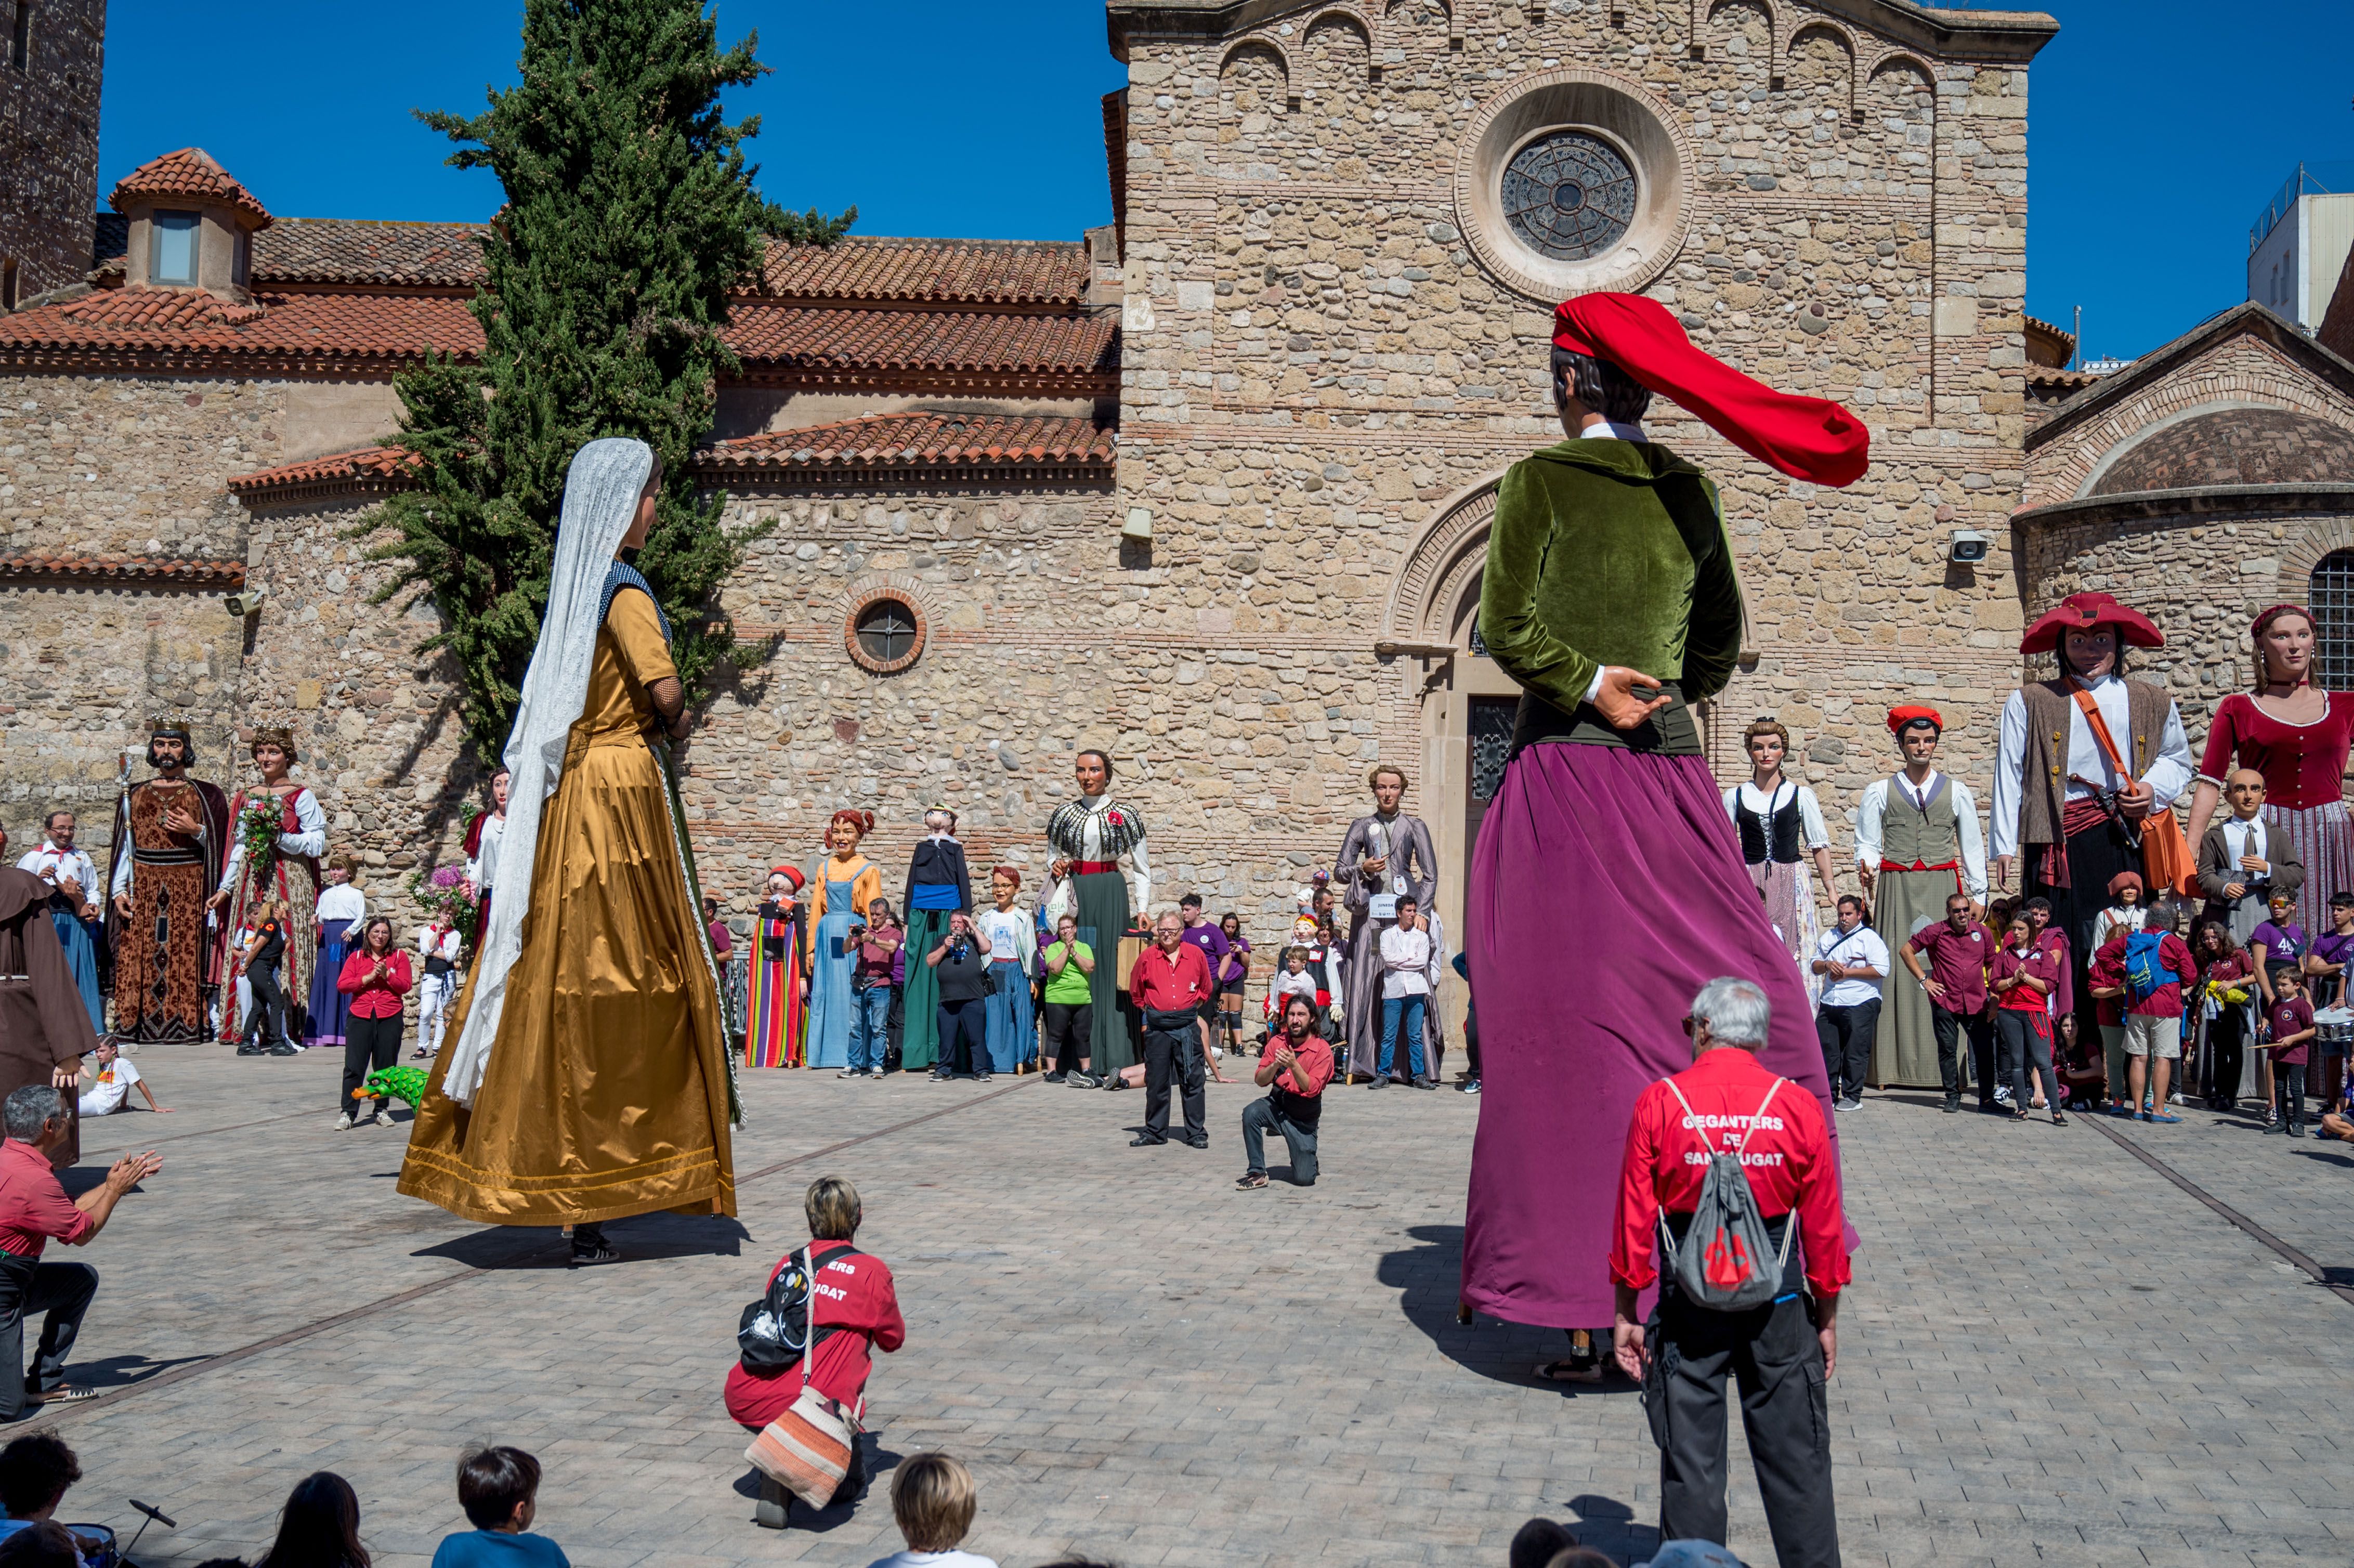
top-left (1991, 593), bottom-right (2192, 1074)
top-left (1461, 293), bottom-right (1862, 1347)
top-left (1853, 705), bottom-right (1986, 1093)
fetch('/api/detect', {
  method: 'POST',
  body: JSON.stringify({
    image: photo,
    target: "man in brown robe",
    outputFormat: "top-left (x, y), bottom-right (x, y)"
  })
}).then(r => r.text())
top-left (104, 721), bottom-right (231, 1044)
top-left (0, 833), bottom-right (97, 1169)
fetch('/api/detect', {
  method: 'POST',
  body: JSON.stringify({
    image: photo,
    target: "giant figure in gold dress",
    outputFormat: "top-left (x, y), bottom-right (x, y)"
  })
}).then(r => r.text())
top-left (399, 438), bottom-right (736, 1262)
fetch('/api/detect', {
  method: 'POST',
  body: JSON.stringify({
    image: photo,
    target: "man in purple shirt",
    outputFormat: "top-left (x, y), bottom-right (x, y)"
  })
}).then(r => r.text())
top-left (1901, 892), bottom-right (1996, 1115)
top-left (1178, 894), bottom-right (1233, 1051)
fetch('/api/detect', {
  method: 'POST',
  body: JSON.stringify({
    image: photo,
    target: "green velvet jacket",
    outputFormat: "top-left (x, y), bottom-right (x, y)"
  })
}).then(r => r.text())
top-left (1477, 437), bottom-right (1744, 718)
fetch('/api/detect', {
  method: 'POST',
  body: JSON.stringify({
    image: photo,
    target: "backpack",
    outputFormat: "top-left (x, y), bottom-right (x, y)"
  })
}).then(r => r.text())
top-left (737, 1243), bottom-right (862, 1374)
top-left (1658, 1076), bottom-right (1793, 1312)
top-left (2124, 930), bottom-right (2167, 1003)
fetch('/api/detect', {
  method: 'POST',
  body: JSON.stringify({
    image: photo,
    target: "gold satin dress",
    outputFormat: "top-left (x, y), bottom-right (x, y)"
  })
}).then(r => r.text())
top-left (399, 587), bottom-right (736, 1225)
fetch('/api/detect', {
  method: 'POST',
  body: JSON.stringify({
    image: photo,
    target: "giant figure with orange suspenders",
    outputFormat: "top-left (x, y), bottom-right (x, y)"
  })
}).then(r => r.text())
top-left (1854, 707), bottom-right (1987, 1089)
top-left (1991, 592), bottom-right (2194, 1060)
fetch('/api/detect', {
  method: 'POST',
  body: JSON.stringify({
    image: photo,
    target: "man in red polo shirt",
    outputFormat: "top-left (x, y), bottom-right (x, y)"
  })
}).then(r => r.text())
top-left (1130, 912), bottom-right (1213, 1148)
top-left (1901, 891), bottom-right (1996, 1114)
top-left (1611, 977), bottom-right (1848, 1568)
top-left (0, 1086), bottom-right (161, 1417)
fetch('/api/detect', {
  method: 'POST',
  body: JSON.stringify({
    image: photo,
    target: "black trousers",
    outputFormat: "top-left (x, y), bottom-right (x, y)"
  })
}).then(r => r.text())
top-left (1998, 1008), bottom-right (2059, 1110)
top-left (2278, 1062), bottom-right (2308, 1131)
top-left (1814, 1000), bottom-right (1878, 1097)
top-left (2208, 1005), bottom-right (2247, 1105)
top-left (1645, 1270), bottom-right (1839, 1568)
top-left (243, 960), bottom-right (289, 1048)
top-left (343, 1011), bottom-right (402, 1114)
top-left (1927, 1004), bottom-right (1993, 1098)
top-left (1043, 1001), bottom-right (1093, 1072)
top-left (1463, 1000), bottom-right (1480, 1081)
top-left (0, 1253), bottom-right (97, 1421)
top-left (2029, 818), bottom-right (2136, 1043)
top-left (884, 984), bottom-right (905, 1073)
top-left (1142, 1010), bottom-right (1206, 1143)
top-left (935, 998), bottom-right (988, 1076)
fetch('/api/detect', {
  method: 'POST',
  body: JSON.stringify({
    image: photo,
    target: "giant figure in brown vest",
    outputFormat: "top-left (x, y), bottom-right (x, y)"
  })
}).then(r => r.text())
top-left (1991, 593), bottom-right (2192, 1054)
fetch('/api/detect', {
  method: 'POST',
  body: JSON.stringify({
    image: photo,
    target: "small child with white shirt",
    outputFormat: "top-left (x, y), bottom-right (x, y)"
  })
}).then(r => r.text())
top-left (866, 1453), bottom-right (995, 1568)
top-left (79, 1039), bottom-right (168, 1116)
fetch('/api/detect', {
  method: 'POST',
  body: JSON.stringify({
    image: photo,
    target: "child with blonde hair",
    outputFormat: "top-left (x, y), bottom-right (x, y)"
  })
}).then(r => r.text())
top-left (866, 1453), bottom-right (994, 1568)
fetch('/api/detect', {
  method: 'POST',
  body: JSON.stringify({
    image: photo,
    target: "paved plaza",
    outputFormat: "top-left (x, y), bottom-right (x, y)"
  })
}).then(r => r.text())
top-left (28, 1049), bottom-right (2354, 1567)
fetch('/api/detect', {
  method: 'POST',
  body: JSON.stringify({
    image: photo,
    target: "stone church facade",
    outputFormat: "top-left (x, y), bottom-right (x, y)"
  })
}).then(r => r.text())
top-left (5, 0), bottom-right (2353, 945)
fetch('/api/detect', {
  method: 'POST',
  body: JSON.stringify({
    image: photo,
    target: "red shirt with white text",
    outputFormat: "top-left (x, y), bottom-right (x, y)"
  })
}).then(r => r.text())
top-left (724, 1238), bottom-right (906, 1427)
top-left (1610, 1047), bottom-right (1849, 1301)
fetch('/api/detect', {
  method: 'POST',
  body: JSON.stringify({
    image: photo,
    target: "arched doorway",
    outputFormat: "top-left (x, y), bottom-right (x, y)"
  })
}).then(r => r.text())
top-left (1383, 477), bottom-right (1519, 944)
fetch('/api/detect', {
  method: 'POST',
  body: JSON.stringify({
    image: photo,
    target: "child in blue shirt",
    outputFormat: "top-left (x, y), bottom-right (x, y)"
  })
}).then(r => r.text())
top-left (429, 1447), bottom-right (568, 1568)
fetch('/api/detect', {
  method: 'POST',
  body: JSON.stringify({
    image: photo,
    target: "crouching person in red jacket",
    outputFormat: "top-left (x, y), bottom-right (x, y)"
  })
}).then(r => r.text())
top-left (727, 1177), bottom-right (905, 1527)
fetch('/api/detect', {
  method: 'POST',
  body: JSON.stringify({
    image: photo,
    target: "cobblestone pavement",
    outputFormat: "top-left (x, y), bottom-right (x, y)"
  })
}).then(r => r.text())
top-left (28, 1050), bottom-right (2354, 1567)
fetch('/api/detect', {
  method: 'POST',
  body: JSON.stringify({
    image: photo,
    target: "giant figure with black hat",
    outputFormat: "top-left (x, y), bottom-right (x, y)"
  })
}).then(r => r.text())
top-left (1853, 705), bottom-right (1986, 1092)
top-left (1460, 293), bottom-right (1860, 1462)
top-left (1991, 593), bottom-right (2192, 1065)
top-left (104, 718), bottom-right (232, 1044)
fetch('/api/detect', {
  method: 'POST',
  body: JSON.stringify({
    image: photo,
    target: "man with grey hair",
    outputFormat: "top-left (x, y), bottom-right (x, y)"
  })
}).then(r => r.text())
top-left (0, 1086), bottom-right (160, 1415)
top-left (1609, 977), bottom-right (1849, 1568)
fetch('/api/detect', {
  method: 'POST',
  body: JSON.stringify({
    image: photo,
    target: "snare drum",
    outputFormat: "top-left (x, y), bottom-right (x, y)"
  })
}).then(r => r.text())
top-left (63, 1522), bottom-right (116, 1568)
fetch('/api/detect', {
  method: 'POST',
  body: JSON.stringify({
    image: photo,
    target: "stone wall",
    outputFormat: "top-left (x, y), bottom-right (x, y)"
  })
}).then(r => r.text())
top-left (1113, 0), bottom-right (2038, 847)
top-left (0, 0), bottom-right (103, 302)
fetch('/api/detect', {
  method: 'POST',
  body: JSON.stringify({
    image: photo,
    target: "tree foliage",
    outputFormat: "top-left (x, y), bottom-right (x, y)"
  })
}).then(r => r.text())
top-left (363, 0), bottom-right (851, 761)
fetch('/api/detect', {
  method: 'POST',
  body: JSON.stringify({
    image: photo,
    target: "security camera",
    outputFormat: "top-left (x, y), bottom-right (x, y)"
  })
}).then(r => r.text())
top-left (225, 588), bottom-right (268, 618)
top-left (1948, 530), bottom-right (1991, 565)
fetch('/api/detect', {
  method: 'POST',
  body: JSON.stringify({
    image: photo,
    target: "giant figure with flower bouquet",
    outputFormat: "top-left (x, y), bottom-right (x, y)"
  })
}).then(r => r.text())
top-left (208, 727), bottom-right (329, 1045)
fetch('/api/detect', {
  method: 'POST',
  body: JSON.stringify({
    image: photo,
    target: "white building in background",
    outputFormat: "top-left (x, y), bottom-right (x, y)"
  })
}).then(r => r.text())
top-left (2248, 162), bottom-right (2354, 331)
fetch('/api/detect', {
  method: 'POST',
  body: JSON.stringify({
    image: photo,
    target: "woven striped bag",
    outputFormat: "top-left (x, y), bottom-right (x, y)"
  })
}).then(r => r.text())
top-left (744, 1383), bottom-right (859, 1507)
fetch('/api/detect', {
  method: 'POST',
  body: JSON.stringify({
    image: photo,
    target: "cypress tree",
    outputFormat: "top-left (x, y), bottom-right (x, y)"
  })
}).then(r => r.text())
top-left (365, 0), bottom-right (850, 761)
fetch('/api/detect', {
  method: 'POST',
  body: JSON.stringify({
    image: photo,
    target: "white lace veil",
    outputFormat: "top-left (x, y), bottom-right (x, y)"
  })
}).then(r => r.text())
top-left (440, 437), bottom-right (654, 1106)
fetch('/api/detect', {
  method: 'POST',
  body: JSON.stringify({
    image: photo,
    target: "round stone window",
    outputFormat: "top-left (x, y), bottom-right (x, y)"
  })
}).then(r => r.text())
top-left (844, 591), bottom-right (926, 674)
top-left (1501, 132), bottom-right (1637, 261)
top-left (1454, 67), bottom-right (1693, 305)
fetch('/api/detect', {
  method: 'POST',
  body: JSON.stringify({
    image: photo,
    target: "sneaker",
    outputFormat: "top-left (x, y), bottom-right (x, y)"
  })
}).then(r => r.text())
top-left (1067, 1072), bottom-right (1099, 1089)
top-left (268, 1044), bottom-right (298, 1056)
top-left (334, 1112), bottom-right (352, 1130)
top-left (1942, 1095), bottom-right (1960, 1114)
top-left (1414, 1076), bottom-right (1441, 1091)
top-left (974, 1074), bottom-right (993, 1084)
top-left (1043, 1072), bottom-right (1067, 1084)
top-left (1460, 1080), bottom-right (1482, 1094)
top-left (1994, 1086), bottom-right (2015, 1106)
top-left (838, 1068), bottom-right (862, 1079)
top-left (374, 1109), bottom-right (396, 1128)
top-left (928, 1071), bottom-right (950, 1082)
top-left (1834, 1096), bottom-right (1861, 1113)
top-left (1367, 1075), bottom-right (1388, 1090)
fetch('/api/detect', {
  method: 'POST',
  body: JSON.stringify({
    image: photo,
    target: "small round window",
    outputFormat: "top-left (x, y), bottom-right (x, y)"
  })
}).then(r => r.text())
top-left (845, 593), bottom-right (925, 674)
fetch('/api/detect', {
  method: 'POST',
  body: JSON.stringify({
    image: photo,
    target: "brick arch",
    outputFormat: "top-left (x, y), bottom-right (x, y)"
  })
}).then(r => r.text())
top-left (1784, 20), bottom-right (1859, 120)
top-left (1220, 36), bottom-right (1296, 113)
top-left (1706, 0), bottom-right (1780, 82)
top-left (1383, 472), bottom-right (1505, 643)
top-left (2281, 518), bottom-right (2354, 599)
top-left (1302, 7), bottom-right (1376, 95)
top-left (2033, 333), bottom-right (2354, 506)
top-left (1865, 48), bottom-right (1937, 88)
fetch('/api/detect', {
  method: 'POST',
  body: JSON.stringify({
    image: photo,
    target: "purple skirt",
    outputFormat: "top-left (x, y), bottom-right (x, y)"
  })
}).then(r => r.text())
top-left (1462, 741), bottom-right (1847, 1329)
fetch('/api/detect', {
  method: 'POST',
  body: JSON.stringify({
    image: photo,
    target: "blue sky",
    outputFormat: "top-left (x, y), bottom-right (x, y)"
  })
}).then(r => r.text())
top-left (98, 0), bottom-right (2350, 359)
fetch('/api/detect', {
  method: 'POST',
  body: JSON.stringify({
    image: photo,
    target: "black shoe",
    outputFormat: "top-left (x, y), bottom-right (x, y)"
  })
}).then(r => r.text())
top-left (974, 1074), bottom-right (993, 1084)
top-left (236, 1044), bottom-right (264, 1056)
top-left (569, 1225), bottom-right (619, 1266)
top-left (928, 1071), bottom-right (950, 1082)
top-left (1130, 1133), bottom-right (1166, 1147)
top-left (1185, 1135), bottom-right (1209, 1149)
top-left (1043, 1072), bottom-right (1067, 1083)
top-left (1414, 1077), bottom-right (1440, 1091)
top-left (1942, 1096), bottom-right (1961, 1114)
top-left (1367, 1076), bottom-right (1387, 1090)
top-left (268, 1044), bottom-right (298, 1056)
top-left (1104, 1077), bottom-right (1130, 1091)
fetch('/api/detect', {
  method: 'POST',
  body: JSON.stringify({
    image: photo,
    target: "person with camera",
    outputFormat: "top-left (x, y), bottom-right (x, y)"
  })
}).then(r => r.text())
top-left (728, 1177), bottom-right (904, 1527)
top-left (0, 1085), bottom-right (162, 1415)
top-left (842, 899), bottom-right (901, 1079)
top-left (1129, 912), bottom-right (1214, 1148)
top-left (924, 909), bottom-right (993, 1083)
top-left (1237, 994), bottom-right (1333, 1188)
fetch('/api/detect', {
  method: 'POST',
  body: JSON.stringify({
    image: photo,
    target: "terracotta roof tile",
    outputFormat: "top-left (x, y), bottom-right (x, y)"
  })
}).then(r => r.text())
top-left (725, 304), bottom-right (1117, 385)
top-left (760, 236), bottom-right (1090, 307)
top-left (0, 288), bottom-right (483, 373)
top-left (255, 218), bottom-right (490, 288)
top-left (227, 446), bottom-right (421, 498)
top-left (700, 412), bottom-right (1115, 477)
top-left (109, 148), bottom-right (272, 228)
top-left (0, 553), bottom-right (246, 588)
